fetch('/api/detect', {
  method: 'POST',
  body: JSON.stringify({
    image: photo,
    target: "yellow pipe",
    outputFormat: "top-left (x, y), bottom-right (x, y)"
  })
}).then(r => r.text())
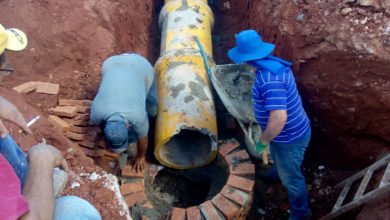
top-left (154, 0), bottom-right (217, 169)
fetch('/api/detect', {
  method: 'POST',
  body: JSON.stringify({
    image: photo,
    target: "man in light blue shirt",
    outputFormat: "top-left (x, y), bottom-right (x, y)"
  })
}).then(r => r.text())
top-left (91, 53), bottom-right (157, 172)
top-left (228, 30), bottom-right (311, 220)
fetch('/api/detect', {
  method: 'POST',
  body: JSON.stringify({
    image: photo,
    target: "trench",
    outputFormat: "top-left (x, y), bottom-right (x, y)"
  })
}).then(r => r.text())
top-left (2, 0), bottom-right (387, 219)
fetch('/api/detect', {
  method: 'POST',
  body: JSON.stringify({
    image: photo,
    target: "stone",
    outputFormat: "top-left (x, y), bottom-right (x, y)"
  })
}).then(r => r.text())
top-left (227, 175), bottom-right (254, 193)
top-left (50, 106), bottom-right (78, 118)
top-left (211, 194), bottom-right (239, 219)
top-left (48, 115), bottom-right (70, 131)
top-left (341, 7), bottom-right (353, 15)
top-left (35, 82), bottom-right (59, 95)
top-left (171, 207), bottom-right (186, 220)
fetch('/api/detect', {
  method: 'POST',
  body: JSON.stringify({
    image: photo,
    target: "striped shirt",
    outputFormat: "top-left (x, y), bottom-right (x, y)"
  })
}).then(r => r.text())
top-left (252, 68), bottom-right (310, 143)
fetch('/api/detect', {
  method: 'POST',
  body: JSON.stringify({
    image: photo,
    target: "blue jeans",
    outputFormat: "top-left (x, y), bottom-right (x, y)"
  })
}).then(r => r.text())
top-left (0, 134), bottom-right (28, 186)
top-left (54, 196), bottom-right (101, 220)
top-left (268, 129), bottom-right (311, 220)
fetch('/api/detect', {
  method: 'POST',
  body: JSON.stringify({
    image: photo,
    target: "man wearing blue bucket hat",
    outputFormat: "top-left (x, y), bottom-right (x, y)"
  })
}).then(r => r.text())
top-left (228, 30), bottom-right (312, 220)
top-left (91, 53), bottom-right (157, 173)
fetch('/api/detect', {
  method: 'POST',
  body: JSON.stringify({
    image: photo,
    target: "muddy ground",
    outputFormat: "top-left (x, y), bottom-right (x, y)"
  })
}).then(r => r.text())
top-left (1, 0), bottom-right (389, 219)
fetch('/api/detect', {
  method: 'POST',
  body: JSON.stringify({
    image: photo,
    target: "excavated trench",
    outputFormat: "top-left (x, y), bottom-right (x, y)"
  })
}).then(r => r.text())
top-left (1, 0), bottom-right (390, 219)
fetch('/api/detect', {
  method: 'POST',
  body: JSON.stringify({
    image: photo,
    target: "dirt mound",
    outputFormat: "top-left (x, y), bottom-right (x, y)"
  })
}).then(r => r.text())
top-left (213, 0), bottom-right (390, 169)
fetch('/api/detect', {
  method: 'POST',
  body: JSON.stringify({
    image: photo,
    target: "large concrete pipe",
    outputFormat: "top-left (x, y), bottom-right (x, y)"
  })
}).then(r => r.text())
top-left (154, 0), bottom-right (217, 169)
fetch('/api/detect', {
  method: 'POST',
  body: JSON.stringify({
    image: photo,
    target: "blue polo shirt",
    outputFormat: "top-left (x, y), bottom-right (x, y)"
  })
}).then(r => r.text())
top-left (252, 68), bottom-right (310, 143)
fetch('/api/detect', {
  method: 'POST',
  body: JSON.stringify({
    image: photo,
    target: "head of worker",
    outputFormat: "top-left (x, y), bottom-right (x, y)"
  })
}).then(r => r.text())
top-left (0, 24), bottom-right (28, 74)
top-left (227, 29), bottom-right (275, 64)
top-left (104, 113), bottom-right (137, 153)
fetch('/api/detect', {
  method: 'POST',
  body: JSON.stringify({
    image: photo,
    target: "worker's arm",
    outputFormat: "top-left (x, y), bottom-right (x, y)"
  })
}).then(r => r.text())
top-left (20, 144), bottom-right (68, 220)
top-left (0, 96), bottom-right (32, 138)
top-left (260, 110), bottom-right (287, 144)
top-left (134, 136), bottom-right (148, 173)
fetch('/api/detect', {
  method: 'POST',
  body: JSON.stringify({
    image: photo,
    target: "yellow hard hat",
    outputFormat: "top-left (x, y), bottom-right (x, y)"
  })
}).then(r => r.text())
top-left (0, 24), bottom-right (28, 54)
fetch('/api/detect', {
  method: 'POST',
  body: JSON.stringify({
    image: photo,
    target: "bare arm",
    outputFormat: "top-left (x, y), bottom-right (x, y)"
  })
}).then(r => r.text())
top-left (20, 144), bottom-right (68, 220)
top-left (260, 110), bottom-right (287, 143)
top-left (133, 136), bottom-right (148, 173)
top-left (0, 96), bottom-right (32, 138)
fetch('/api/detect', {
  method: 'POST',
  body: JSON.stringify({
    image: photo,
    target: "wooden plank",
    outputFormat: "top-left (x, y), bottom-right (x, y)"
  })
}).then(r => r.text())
top-left (379, 161), bottom-right (390, 188)
top-left (332, 181), bottom-right (352, 212)
top-left (353, 169), bottom-right (373, 200)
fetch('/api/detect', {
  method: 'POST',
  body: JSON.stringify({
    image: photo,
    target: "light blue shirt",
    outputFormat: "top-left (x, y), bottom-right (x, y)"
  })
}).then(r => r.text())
top-left (91, 53), bottom-right (155, 138)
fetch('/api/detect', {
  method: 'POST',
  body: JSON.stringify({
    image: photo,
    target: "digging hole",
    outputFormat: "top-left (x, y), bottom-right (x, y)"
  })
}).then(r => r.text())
top-left (146, 158), bottom-right (228, 213)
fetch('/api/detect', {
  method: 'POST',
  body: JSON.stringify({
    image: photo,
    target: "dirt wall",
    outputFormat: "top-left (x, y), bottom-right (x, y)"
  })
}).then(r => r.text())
top-left (213, 0), bottom-right (390, 169)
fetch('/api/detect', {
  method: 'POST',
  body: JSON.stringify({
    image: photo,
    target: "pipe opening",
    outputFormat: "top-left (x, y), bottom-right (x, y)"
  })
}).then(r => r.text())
top-left (160, 129), bottom-right (212, 167)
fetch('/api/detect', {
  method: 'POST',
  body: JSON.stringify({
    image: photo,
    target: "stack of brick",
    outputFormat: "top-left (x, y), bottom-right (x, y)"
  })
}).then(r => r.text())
top-left (47, 99), bottom-right (116, 165)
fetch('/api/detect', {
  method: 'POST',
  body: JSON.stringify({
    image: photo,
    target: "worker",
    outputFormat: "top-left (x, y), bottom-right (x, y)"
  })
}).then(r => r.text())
top-left (0, 24), bottom-right (101, 220)
top-left (91, 53), bottom-right (157, 173)
top-left (228, 29), bottom-right (312, 220)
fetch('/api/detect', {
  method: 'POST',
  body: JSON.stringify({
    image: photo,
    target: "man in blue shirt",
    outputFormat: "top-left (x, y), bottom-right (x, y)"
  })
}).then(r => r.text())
top-left (91, 53), bottom-right (157, 173)
top-left (228, 29), bottom-right (311, 220)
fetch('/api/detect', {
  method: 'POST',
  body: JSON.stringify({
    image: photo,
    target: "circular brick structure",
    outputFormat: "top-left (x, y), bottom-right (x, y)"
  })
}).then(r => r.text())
top-left (119, 139), bottom-right (255, 220)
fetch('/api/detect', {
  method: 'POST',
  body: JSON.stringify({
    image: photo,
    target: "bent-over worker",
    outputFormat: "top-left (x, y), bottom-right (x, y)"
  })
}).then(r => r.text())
top-left (91, 53), bottom-right (157, 173)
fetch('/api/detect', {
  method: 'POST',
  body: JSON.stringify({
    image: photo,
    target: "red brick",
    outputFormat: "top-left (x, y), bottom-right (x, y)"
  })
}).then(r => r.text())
top-left (35, 82), bottom-right (59, 95)
top-left (218, 141), bottom-right (240, 156)
top-left (212, 194), bottom-right (239, 219)
top-left (69, 126), bottom-right (88, 134)
top-left (63, 118), bottom-right (89, 126)
top-left (220, 185), bottom-right (250, 207)
top-left (58, 99), bottom-right (92, 106)
top-left (50, 106), bottom-right (78, 118)
top-left (200, 200), bottom-right (223, 220)
top-left (65, 131), bottom-right (86, 141)
top-left (12, 81), bottom-right (37, 93)
top-left (120, 182), bottom-right (144, 196)
top-left (76, 105), bottom-right (91, 113)
top-left (122, 165), bottom-right (144, 178)
top-left (80, 147), bottom-right (96, 158)
top-left (77, 140), bottom-right (95, 149)
top-left (229, 163), bottom-right (255, 176)
top-left (74, 113), bottom-right (90, 121)
top-left (171, 207), bottom-right (186, 220)
top-left (124, 191), bottom-right (146, 207)
top-left (186, 206), bottom-right (202, 220)
top-left (48, 115), bottom-right (70, 131)
top-left (224, 150), bottom-right (250, 165)
top-left (227, 175), bottom-right (254, 193)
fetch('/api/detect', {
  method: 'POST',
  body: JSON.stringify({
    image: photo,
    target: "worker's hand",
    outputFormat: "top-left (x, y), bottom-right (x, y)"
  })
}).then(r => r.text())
top-left (0, 96), bottom-right (32, 137)
top-left (28, 143), bottom-right (69, 171)
top-left (133, 156), bottom-right (145, 173)
top-left (255, 141), bottom-right (268, 154)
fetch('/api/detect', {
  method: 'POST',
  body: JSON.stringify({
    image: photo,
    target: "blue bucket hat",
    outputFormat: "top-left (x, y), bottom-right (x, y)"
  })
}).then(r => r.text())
top-left (228, 29), bottom-right (275, 64)
top-left (104, 114), bottom-right (137, 153)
